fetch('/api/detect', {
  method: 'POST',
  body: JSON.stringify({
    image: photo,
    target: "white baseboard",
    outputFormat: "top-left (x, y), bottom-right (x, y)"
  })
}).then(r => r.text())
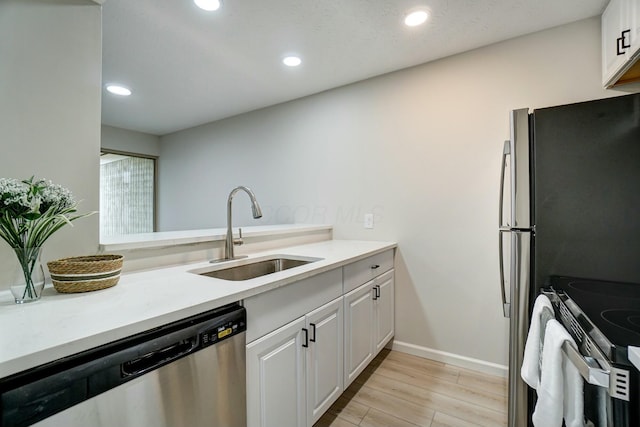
top-left (391, 340), bottom-right (508, 378)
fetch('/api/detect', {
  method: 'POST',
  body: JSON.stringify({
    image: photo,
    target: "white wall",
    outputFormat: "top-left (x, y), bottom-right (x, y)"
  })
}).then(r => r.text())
top-left (0, 7), bottom-right (625, 368)
top-left (0, 1), bottom-right (102, 291)
top-left (101, 125), bottom-right (160, 157)
top-left (158, 18), bottom-right (623, 367)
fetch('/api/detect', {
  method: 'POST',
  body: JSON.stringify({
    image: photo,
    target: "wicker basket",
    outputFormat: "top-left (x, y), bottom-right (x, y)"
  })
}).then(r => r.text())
top-left (47, 254), bottom-right (124, 293)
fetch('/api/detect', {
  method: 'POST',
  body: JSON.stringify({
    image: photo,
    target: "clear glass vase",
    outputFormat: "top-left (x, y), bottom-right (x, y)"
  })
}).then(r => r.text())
top-left (10, 246), bottom-right (45, 304)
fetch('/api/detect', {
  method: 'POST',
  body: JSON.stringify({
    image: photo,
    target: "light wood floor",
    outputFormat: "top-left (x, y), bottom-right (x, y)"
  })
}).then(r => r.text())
top-left (314, 349), bottom-right (507, 427)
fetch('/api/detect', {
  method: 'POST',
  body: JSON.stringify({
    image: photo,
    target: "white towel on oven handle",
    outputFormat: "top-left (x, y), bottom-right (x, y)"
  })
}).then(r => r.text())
top-left (532, 319), bottom-right (584, 427)
top-left (521, 294), bottom-right (554, 389)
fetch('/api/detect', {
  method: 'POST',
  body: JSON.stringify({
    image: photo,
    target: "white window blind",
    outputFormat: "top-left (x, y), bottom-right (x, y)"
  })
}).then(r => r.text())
top-left (100, 154), bottom-right (155, 236)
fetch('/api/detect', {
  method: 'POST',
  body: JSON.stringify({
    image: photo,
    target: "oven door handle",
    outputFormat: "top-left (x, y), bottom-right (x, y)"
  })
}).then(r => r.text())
top-left (562, 342), bottom-right (609, 388)
top-left (542, 288), bottom-right (632, 402)
top-left (561, 341), bottom-right (631, 401)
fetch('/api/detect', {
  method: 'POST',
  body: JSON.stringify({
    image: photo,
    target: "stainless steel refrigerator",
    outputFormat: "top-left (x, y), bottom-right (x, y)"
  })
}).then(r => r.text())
top-left (498, 94), bottom-right (640, 427)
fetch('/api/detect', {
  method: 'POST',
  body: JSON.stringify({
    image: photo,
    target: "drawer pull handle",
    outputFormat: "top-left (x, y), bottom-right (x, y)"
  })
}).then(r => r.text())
top-left (371, 264), bottom-right (380, 269)
top-left (309, 323), bottom-right (316, 342)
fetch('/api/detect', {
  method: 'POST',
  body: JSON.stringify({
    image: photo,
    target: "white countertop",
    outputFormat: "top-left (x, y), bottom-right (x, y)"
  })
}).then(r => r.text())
top-left (99, 224), bottom-right (333, 251)
top-left (0, 239), bottom-right (395, 378)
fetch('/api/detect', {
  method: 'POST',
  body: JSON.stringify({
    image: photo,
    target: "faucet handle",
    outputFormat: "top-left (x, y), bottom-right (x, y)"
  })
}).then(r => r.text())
top-left (234, 228), bottom-right (244, 246)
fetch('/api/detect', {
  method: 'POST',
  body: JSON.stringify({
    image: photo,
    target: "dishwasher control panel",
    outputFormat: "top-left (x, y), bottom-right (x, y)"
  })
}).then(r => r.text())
top-left (201, 317), bottom-right (246, 347)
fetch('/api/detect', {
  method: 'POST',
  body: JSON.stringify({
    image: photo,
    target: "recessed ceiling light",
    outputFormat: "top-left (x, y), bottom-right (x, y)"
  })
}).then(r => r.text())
top-left (105, 84), bottom-right (132, 96)
top-left (194, 0), bottom-right (220, 11)
top-left (283, 56), bottom-right (302, 67)
top-left (404, 10), bottom-right (428, 27)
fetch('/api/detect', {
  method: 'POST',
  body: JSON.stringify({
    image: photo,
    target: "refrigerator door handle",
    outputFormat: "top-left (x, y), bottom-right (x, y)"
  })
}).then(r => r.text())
top-left (499, 229), bottom-right (510, 318)
top-left (499, 140), bottom-right (511, 228)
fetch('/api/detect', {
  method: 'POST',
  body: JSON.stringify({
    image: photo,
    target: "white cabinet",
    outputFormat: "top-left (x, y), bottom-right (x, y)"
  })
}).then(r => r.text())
top-left (246, 297), bottom-right (343, 427)
top-left (244, 269), bottom-right (343, 343)
top-left (305, 297), bottom-right (343, 426)
top-left (602, 0), bottom-right (640, 87)
top-left (246, 316), bottom-right (306, 427)
top-left (343, 280), bottom-right (375, 387)
top-left (245, 267), bottom-right (344, 427)
top-left (245, 250), bottom-right (395, 426)
top-left (343, 249), bottom-right (394, 293)
top-left (374, 270), bottom-right (395, 354)
top-left (344, 269), bottom-right (395, 387)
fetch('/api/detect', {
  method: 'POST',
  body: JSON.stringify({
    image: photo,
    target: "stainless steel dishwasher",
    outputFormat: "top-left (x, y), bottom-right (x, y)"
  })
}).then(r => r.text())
top-left (0, 303), bottom-right (246, 427)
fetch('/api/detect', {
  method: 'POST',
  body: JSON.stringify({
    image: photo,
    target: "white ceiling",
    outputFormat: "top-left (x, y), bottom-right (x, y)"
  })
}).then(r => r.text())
top-left (101, 0), bottom-right (608, 136)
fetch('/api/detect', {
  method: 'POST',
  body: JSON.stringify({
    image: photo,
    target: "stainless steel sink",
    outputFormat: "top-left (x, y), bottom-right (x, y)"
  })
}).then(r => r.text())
top-left (194, 256), bottom-right (320, 281)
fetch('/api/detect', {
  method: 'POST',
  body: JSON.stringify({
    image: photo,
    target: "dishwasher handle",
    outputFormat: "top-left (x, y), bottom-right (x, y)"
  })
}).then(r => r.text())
top-left (121, 336), bottom-right (198, 377)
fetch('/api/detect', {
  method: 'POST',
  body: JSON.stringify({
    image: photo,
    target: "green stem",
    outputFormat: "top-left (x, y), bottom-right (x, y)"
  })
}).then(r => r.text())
top-left (14, 246), bottom-right (42, 299)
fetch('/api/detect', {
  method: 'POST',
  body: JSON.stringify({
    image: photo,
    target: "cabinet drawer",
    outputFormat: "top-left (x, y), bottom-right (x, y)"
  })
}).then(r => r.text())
top-left (343, 249), bottom-right (394, 293)
top-left (244, 268), bottom-right (342, 343)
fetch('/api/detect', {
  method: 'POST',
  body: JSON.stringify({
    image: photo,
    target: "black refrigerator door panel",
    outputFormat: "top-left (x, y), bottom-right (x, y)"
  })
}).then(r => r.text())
top-left (532, 94), bottom-right (640, 293)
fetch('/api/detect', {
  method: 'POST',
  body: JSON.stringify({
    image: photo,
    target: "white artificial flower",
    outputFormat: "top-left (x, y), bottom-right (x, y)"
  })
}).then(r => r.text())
top-left (0, 176), bottom-right (91, 251)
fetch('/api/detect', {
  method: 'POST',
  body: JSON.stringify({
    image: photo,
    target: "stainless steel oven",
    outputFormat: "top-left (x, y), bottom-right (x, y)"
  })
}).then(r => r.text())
top-left (542, 277), bottom-right (640, 427)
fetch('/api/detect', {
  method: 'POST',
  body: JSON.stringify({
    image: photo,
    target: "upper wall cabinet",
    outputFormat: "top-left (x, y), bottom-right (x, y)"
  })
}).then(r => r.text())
top-left (602, 0), bottom-right (640, 87)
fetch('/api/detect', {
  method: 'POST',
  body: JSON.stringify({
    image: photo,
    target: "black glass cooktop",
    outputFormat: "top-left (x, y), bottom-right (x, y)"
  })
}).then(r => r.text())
top-left (548, 276), bottom-right (640, 364)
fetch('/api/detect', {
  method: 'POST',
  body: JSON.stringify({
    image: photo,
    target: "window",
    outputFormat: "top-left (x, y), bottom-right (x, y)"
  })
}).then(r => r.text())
top-left (100, 150), bottom-right (156, 237)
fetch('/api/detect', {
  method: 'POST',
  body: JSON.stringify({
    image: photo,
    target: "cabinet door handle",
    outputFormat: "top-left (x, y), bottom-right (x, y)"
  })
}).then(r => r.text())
top-left (618, 29), bottom-right (631, 55)
top-left (309, 323), bottom-right (316, 342)
top-left (371, 264), bottom-right (380, 270)
top-left (617, 36), bottom-right (626, 55)
top-left (302, 328), bottom-right (309, 348)
top-left (375, 285), bottom-right (381, 299)
top-left (372, 287), bottom-right (378, 301)
top-left (622, 29), bottom-right (631, 49)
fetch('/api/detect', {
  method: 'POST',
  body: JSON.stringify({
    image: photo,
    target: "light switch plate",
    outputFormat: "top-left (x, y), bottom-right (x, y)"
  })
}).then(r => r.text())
top-left (364, 213), bottom-right (374, 229)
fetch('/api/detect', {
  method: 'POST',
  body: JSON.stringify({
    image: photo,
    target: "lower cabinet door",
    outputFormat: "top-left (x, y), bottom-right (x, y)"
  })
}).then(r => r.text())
top-left (375, 270), bottom-right (395, 353)
top-left (343, 281), bottom-right (375, 387)
top-left (306, 297), bottom-right (344, 426)
top-left (246, 316), bottom-right (306, 427)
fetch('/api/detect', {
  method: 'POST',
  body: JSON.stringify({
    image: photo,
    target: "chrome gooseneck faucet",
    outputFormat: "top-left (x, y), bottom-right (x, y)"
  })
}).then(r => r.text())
top-left (223, 186), bottom-right (262, 261)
